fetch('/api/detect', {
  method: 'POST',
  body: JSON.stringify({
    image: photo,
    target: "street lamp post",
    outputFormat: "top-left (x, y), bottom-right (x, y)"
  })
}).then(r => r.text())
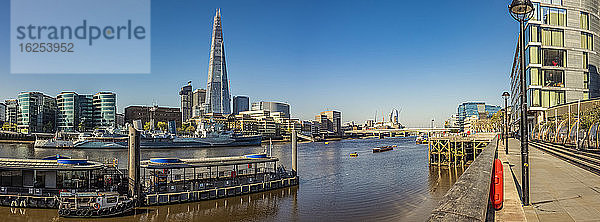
top-left (509, 0), bottom-right (534, 206)
top-left (503, 92), bottom-right (510, 154)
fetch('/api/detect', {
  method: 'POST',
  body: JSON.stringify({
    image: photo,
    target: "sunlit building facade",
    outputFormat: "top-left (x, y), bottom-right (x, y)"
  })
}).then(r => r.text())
top-left (17, 92), bottom-right (57, 133)
top-left (512, 0), bottom-right (599, 127)
top-left (93, 92), bottom-right (116, 128)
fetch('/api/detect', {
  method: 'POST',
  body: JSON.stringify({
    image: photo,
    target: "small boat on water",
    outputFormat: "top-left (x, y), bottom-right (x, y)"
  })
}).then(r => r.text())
top-left (58, 191), bottom-right (134, 218)
top-left (416, 135), bottom-right (429, 144)
top-left (349, 152), bottom-right (358, 157)
top-left (373, 145), bottom-right (394, 153)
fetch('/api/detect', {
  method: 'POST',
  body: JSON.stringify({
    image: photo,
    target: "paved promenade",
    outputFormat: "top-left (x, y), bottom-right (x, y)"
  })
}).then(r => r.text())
top-left (496, 138), bottom-right (600, 221)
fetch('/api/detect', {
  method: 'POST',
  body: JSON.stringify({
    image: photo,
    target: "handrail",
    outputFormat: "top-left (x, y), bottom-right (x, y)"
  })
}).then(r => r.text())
top-left (428, 135), bottom-right (498, 221)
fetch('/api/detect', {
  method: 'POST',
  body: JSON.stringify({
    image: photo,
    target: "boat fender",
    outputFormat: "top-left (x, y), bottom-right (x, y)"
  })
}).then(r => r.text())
top-left (58, 209), bottom-right (64, 215)
top-left (10, 200), bottom-right (17, 207)
top-left (85, 209), bottom-right (92, 217)
top-left (93, 203), bottom-right (100, 210)
top-left (77, 209), bottom-right (85, 216)
top-left (110, 206), bottom-right (116, 214)
top-left (20, 200), bottom-right (26, 207)
top-left (64, 209), bottom-right (71, 216)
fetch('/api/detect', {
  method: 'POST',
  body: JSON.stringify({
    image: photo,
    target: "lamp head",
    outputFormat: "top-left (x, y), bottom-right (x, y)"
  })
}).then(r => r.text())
top-left (503, 91), bottom-right (510, 98)
top-left (509, 0), bottom-right (534, 21)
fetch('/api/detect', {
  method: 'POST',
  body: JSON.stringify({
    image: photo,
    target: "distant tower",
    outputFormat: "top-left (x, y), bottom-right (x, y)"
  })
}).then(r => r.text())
top-left (180, 81), bottom-right (193, 123)
top-left (204, 9), bottom-right (231, 114)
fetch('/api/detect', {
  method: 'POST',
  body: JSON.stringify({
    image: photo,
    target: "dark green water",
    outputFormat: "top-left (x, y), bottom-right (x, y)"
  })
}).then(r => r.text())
top-left (0, 137), bottom-right (462, 221)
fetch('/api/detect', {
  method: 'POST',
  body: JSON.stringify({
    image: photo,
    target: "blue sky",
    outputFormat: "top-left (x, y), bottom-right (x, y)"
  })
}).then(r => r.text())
top-left (0, 0), bottom-right (518, 127)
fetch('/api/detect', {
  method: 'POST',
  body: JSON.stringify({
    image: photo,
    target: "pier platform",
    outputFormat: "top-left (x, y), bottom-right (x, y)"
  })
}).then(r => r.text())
top-left (496, 138), bottom-right (600, 221)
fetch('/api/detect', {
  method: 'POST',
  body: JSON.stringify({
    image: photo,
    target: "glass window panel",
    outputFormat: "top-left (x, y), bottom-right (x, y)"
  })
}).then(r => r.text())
top-left (543, 49), bottom-right (564, 67)
top-left (542, 91), bottom-right (550, 107)
top-left (531, 68), bottom-right (541, 85)
top-left (531, 26), bottom-right (538, 42)
top-left (532, 89), bottom-right (541, 107)
top-left (530, 46), bottom-right (539, 64)
top-left (543, 70), bottom-right (564, 87)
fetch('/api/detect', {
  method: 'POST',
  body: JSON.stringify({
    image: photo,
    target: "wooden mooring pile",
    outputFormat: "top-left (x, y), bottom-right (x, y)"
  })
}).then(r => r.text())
top-left (428, 133), bottom-right (497, 168)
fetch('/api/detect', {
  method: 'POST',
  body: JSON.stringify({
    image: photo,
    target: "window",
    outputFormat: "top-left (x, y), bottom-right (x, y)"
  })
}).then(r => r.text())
top-left (528, 46), bottom-right (540, 64)
top-left (540, 90), bottom-right (565, 108)
top-left (525, 25), bottom-right (540, 44)
top-left (581, 32), bottom-right (593, 50)
top-left (543, 69), bottom-right (564, 87)
top-left (541, 0), bottom-right (562, 5)
top-left (541, 7), bottom-right (566, 26)
top-left (541, 28), bottom-right (563, 46)
top-left (584, 72), bottom-right (589, 89)
top-left (542, 49), bottom-right (565, 67)
top-left (531, 89), bottom-right (541, 107)
top-left (583, 52), bottom-right (588, 69)
top-left (530, 68), bottom-right (541, 85)
top-left (580, 12), bottom-right (589, 30)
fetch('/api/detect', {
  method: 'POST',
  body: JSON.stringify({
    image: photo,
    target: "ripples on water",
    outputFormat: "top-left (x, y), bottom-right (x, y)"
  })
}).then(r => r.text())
top-left (0, 137), bottom-right (462, 221)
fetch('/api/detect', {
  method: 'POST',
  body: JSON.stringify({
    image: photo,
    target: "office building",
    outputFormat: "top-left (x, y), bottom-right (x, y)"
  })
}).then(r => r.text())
top-left (233, 96), bottom-right (249, 115)
top-left (17, 92), bottom-right (57, 133)
top-left (251, 101), bottom-right (290, 118)
top-left (192, 88), bottom-right (206, 117)
top-left (4, 99), bottom-right (18, 126)
top-left (204, 9), bottom-right (232, 114)
top-left (512, 0), bottom-right (600, 126)
top-left (315, 110), bottom-right (342, 137)
top-left (124, 105), bottom-right (182, 129)
top-left (180, 82), bottom-right (193, 123)
top-left (93, 92), bottom-right (116, 128)
top-left (456, 102), bottom-right (501, 131)
top-left (0, 103), bottom-right (5, 123)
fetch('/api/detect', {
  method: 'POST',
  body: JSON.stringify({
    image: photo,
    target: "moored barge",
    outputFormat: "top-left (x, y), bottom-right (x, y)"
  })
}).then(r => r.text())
top-left (373, 145), bottom-right (395, 153)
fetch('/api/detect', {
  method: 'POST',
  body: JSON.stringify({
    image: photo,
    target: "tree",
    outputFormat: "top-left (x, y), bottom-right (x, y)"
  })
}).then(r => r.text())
top-left (185, 125), bottom-right (196, 134)
top-left (157, 122), bottom-right (167, 132)
top-left (143, 122), bottom-right (153, 131)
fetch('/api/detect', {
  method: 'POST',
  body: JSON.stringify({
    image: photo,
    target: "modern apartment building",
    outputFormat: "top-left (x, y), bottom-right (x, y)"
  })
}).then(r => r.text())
top-left (251, 101), bottom-right (290, 118)
top-left (511, 0), bottom-right (600, 126)
top-left (233, 96), bottom-right (249, 115)
top-left (56, 92), bottom-right (95, 132)
top-left (17, 92), bottom-right (57, 133)
top-left (180, 82), bottom-right (193, 123)
top-left (93, 92), bottom-right (116, 128)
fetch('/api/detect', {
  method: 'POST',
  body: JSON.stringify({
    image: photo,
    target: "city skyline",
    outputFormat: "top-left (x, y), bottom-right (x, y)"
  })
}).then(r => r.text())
top-left (0, 1), bottom-right (516, 127)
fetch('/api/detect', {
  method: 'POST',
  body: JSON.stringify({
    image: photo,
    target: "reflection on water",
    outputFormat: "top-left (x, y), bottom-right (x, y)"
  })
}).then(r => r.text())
top-left (0, 137), bottom-right (463, 221)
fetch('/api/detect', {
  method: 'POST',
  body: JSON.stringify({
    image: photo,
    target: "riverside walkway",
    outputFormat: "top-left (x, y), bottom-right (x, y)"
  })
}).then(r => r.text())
top-left (497, 138), bottom-right (600, 221)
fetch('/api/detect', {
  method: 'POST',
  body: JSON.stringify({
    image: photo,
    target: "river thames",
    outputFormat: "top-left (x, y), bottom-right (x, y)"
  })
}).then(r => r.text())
top-left (0, 137), bottom-right (462, 221)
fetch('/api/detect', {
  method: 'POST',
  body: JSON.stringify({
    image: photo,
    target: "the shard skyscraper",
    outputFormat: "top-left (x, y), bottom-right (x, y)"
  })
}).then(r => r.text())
top-left (204, 9), bottom-right (231, 114)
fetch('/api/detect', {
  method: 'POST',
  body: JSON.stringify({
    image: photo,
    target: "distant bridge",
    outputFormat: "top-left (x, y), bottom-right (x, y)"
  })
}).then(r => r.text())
top-left (345, 128), bottom-right (459, 137)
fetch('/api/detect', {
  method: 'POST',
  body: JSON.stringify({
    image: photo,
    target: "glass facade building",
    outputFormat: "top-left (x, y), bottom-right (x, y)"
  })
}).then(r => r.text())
top-left (180, 82), bottom-right (193, 123)
top-left (251, 101), bottom-right (290, 118)
top-left (93, 92), bottom-right (116, 129)
top-left (17, 92), bottom-right (57, 133)
top-left (233, 96), bottom-right (249, 115)
top-left (57, 92), bottom-right (94, 132)
top-left (512, 0), bottom-right (600, 126)
top-left (204, 9), bottom-right (232, 115)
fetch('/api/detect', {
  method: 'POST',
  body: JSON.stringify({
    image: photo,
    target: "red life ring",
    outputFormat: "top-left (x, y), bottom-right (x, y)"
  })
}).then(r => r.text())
top-left (93, 203), bottom-right (100, 210)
